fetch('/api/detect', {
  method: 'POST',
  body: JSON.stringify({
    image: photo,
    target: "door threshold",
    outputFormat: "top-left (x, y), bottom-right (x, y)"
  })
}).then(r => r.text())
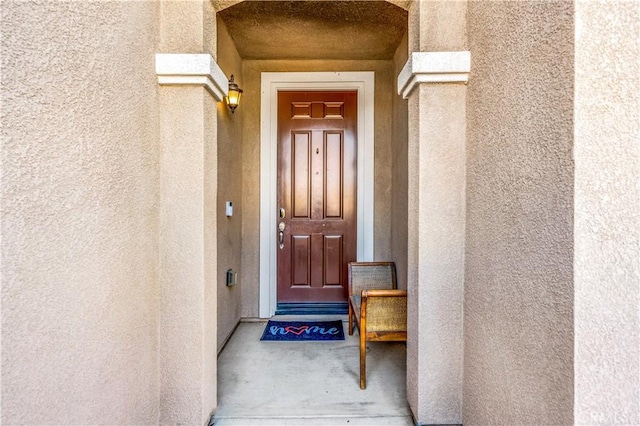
top-left (275, 303), bottom-right (348, 315)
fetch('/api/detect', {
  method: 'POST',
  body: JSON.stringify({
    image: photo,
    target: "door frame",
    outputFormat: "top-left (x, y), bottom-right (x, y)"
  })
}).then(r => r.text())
top-left (259, 71), bottom-right (375, 318)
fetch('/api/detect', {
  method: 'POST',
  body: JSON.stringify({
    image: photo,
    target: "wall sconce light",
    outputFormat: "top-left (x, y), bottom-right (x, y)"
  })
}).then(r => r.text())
top-left (225, 75), bottom-right (243, 113)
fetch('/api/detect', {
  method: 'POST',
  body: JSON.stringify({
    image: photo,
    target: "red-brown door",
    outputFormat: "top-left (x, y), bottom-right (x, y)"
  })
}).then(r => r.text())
top-left (277, 91), bottom-right (357, 304)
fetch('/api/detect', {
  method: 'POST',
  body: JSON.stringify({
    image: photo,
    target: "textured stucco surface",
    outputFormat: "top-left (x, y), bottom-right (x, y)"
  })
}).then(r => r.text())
top-left (464, 2), bottom-right (574, 424)
top-left (159, 87), bottom-right (207, 424)
top-left (408, 0), bottom-right (467, 53)
top-left (574, 2), bottom-right (640, 424)
top-left (157, 89), bottom-right (219, 424)
top-left (216, 18), bottom-right (244, 351)
top-left (239, 59), bottom-right (397, 317)
top-left (158, 3), bottom-right (219, 423)
top-left (1, 1), bottom-right (161, 423)
top-left (406, 84), bottom-right (466, 425)
top-left (203, 91), bottom-right (219, 423)
top-left (160, 1), bottom-right (203, 54)
top-left (159, 0), bottom-right (217, 57)
top-left (418, 0), bottom-right (467, 52)
top-left (218, 1), bottom-right (407, 60)
top-left (404, 2), bottom-right (467, 424)
top-left (391, 30), bottom-right (409, 289)
top-left (7, 1), bottom-right (623, 425)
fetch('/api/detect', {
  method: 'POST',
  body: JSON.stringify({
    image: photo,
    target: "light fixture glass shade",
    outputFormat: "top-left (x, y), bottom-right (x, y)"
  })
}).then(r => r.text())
top-left (225, 74), bottom-right (243, 113)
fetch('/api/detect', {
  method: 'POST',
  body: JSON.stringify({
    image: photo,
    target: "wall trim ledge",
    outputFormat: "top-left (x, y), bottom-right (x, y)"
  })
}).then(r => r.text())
top-left (397, 51), bottom-right (471, 99)
top-left (155, 53), bottom-right (228, 101)
top-left (416, 424), bottom-right (463, 426)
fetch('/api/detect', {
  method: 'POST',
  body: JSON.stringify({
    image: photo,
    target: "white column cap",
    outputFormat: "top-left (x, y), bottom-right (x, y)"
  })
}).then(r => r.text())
top-left (397, 51), bottom-right (471, 99)
top-left (155, 53), bottom-right (228, 101)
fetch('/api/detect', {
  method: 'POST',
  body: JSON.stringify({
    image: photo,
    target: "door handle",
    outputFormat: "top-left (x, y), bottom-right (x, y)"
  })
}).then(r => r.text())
top-left (278, 222), bottom-right (285, 249)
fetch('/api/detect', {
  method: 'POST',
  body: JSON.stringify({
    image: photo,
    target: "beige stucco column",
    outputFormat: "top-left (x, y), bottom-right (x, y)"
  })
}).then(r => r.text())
top-left (156, 2), bottom-right (223, 423)
top-left (155, 53), bottom-right (225, 424)
top-left (398, 51), bottom-right (469, 425)
top-left (399, 3), bottom-right (469, 424)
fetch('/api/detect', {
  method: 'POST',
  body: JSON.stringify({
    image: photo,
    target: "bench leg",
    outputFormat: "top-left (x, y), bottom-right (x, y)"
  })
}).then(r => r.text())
top-left (348, 303), bottom-right (354, 335)
top-left (359, 331), bottom-right (366, 389)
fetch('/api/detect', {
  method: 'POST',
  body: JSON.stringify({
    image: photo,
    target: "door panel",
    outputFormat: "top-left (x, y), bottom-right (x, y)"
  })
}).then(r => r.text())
top-left (277, 91), bottom-right (357, 303)
top-left (291, 235), bottom-right (310, 286)
top-left (324, 132), bottom-right (343, 218)
top-left (292, 132), bottom-right (311, 218)
top-left (323, 235), bottom-right (343, 286)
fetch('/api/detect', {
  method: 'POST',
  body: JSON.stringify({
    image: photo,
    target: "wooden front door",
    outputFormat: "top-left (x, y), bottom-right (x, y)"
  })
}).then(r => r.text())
top-left (277, 91), bottom-right (357, 304)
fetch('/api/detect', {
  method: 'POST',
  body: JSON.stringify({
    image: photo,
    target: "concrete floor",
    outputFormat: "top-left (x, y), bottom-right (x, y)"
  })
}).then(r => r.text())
top-left (214, 317), bottom-right (413, 425)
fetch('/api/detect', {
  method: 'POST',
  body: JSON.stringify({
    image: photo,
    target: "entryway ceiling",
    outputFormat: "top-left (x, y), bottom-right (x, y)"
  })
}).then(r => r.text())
top-left (217, 1), bottom-right (408, 60)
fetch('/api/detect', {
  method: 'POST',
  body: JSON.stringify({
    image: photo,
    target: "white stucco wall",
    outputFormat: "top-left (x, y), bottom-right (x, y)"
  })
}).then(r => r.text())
top-left (574, 2), bottom-right (640, 424)
top-left (1, 2), bottom-right (161, 423)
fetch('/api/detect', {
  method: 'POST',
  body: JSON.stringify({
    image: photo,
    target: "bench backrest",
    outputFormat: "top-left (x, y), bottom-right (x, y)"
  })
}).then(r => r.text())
top-left (348, 262), bottom-right (397, 296)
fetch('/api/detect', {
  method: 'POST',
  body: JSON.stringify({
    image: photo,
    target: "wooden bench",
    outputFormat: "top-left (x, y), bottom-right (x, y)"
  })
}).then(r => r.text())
top-left (348, 262), bottom-right (408, 389)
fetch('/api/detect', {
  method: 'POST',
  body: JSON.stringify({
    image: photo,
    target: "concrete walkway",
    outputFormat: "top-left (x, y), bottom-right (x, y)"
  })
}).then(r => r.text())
top-left (213, 318), bottom-right (413, 425)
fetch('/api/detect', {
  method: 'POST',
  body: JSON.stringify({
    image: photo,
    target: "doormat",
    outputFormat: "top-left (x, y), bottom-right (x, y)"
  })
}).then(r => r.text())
top-left (260, 320), bottom-right (345, 341)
